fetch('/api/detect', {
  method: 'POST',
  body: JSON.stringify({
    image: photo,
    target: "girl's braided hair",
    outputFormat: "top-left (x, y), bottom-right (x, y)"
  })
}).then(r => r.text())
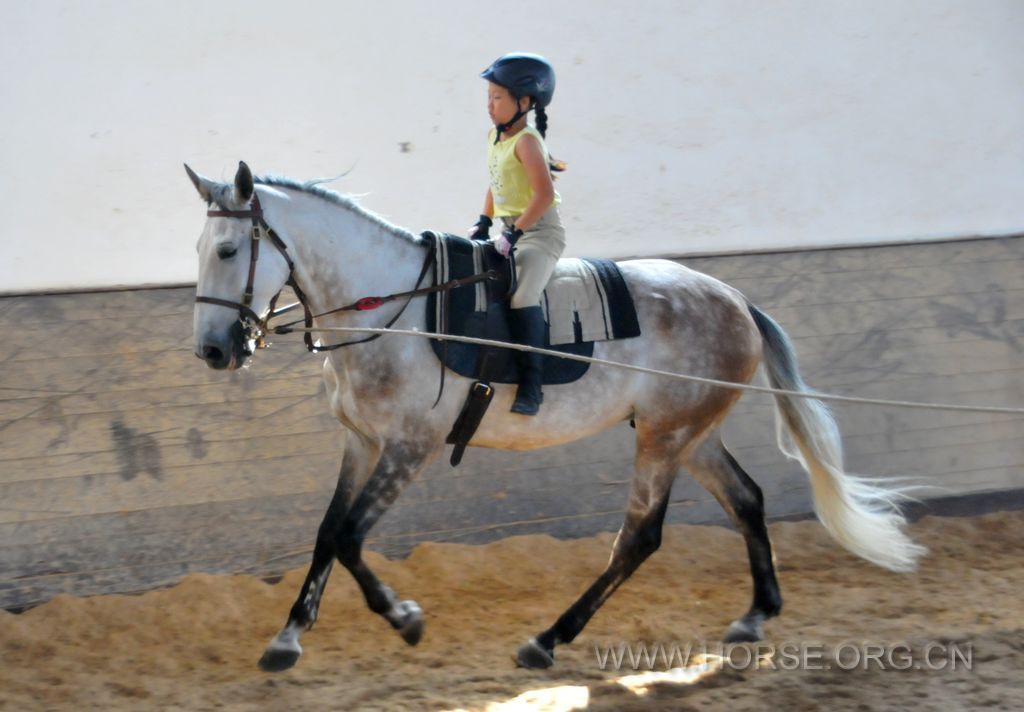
top-left (534, 104), bottom-right (567, 175)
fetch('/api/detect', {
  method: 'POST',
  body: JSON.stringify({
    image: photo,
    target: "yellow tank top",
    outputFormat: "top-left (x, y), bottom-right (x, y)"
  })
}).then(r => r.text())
top-left (487, 125), bottom-right (561, 217)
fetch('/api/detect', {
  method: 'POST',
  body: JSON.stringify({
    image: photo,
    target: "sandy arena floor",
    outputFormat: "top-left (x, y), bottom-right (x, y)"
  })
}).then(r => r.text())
top-left (2, 511), bottom-right (1022, 711)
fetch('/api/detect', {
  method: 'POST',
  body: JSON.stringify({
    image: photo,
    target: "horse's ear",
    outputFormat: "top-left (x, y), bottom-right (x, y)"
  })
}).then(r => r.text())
top-left (184, 163), bottom-right (217, 203)
top-left (234, 161), bottom-right (254, 203)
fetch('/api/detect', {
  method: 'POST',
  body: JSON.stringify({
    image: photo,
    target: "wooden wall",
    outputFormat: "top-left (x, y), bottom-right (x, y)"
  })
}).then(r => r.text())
top-left (1, 236), bottom-right (1021, 609)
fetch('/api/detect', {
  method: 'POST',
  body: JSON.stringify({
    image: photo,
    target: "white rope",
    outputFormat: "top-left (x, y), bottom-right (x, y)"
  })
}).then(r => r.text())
top-left (279, 325), bottom-right (1024, 416)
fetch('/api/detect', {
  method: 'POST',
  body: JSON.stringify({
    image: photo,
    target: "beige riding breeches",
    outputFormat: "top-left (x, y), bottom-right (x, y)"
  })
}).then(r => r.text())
top-left (501, 206), bottom-right (566, 309)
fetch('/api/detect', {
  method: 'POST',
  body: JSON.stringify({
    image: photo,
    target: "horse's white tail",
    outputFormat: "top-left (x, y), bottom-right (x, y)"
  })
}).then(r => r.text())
top-left (748, 305), bottom-right (927, 572)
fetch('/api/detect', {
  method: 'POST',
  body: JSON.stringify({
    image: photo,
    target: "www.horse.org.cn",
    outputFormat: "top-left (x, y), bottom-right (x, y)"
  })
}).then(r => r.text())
top-left (593, 640), bottom-right (974, 673)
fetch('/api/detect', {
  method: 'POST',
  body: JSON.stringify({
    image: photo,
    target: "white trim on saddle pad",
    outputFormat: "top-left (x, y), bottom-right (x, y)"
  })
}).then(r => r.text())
top-left (433, 238), bottom-right (491, 326)
top-left (541, 258), bottom-right (615, 345)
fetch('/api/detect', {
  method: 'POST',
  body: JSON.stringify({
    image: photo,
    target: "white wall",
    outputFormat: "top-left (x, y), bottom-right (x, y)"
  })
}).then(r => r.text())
top-left (1, 0), bottom-right (1022, 292)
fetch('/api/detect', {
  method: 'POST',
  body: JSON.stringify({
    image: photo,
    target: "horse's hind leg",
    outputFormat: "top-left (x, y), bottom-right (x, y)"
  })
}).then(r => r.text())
top-left (516, 427), bottom-right (684, 669)
top-left (686, 434), bottom-right (782, 642)
top-left (258, 443), bottom-right (363, 672)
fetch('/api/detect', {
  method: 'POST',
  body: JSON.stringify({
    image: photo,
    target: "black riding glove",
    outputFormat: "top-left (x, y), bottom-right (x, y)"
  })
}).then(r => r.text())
top-left (469, 214), bottom-right (493, 240)
top-left (502, 225), bottom-right (523, 245)
top-left (495, 226), bottom-right (523, 257)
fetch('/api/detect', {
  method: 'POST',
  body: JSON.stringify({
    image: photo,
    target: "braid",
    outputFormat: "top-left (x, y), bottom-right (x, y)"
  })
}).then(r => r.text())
top-left (535, 104), bottom-right (548, 138)
top-left (533, 104), bottom-right (566, 174)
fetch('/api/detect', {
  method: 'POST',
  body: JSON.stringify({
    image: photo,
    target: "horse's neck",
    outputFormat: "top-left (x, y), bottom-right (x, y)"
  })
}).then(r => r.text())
top-left (269, 188), bottom-right (428, 320)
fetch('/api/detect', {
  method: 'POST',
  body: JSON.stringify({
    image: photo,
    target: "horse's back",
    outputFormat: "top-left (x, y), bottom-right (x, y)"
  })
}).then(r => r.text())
top-left (608, 258), bottom-right (762, 381)
top-left (615, 258), bottom-right (753, 323)
top-left (615, 257), bottom-right (737, 294)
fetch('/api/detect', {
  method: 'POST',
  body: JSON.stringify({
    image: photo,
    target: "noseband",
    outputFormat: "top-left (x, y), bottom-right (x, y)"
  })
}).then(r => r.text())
top-left (195, 192), bottom-right (300, 350)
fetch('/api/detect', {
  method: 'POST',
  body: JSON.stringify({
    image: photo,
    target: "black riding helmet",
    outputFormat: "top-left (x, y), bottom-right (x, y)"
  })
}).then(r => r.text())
top-left (481, 53), bottom-right (556, 142)
top-left (480, 52), bottom-right (556, 108)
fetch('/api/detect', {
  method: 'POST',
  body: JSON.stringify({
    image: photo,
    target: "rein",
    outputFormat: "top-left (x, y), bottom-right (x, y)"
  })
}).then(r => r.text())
top-left (195, 192), bottom-right (498, 353)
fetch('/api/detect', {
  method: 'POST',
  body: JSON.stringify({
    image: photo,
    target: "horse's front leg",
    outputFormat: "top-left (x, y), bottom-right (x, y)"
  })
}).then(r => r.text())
top-left (258, 435), bottom-right (368, 672)
top-left (332, 439), bottom-right (438, 644)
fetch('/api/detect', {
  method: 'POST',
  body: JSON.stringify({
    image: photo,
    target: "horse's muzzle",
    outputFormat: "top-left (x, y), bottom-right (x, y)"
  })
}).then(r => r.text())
top-left (197, 320), bottom-right (252, 370)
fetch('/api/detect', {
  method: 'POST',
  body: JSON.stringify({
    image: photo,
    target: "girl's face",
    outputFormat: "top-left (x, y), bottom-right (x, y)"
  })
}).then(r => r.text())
top-left (487, 82), bottom-right (527, 125)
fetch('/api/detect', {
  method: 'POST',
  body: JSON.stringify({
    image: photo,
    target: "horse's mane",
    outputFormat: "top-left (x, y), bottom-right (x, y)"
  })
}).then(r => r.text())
top-left (254, 174), bottom-right (425, 246)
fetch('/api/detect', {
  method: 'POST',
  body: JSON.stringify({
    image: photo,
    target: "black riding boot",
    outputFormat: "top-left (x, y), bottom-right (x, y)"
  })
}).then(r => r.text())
top-left (508, 306), bottom-right (546, 415)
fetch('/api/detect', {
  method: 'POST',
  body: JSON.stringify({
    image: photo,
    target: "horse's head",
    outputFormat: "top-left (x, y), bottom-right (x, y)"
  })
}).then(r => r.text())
top-left (187, 161), bottom-right (293, 369)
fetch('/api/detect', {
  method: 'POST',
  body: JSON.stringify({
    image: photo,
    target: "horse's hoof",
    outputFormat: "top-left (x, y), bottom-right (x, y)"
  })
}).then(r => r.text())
top-left (393, 600), bottom-right (424, 646)
top-left (723, 618), bottom-right (763, 644)
top-left (516, 638), bottom-right (554, 669)
top-left (258, 644), bottom-right (302, 672)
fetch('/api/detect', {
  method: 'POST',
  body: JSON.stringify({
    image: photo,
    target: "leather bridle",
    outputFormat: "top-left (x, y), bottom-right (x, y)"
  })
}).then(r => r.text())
top-left (195, 191), bottom-right (496, 354)
top-left (195, 192), bottom-right (306, 350)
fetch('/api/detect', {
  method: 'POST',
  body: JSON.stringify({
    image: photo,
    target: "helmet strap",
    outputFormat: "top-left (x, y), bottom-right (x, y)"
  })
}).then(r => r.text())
top-left (493, 99), bottom-right (533, 144)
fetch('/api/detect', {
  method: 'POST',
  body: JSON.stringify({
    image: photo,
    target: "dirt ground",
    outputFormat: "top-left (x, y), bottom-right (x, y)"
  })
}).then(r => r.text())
top-left (2, 511), bottom-right (1021, 711)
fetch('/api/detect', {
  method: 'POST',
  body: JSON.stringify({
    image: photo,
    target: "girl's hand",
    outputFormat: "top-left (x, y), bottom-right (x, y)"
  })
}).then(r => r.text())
top-left (468, 214), bottom-right (492, 240)
top-left (494, 226), bottom-right (523, 257)
top-left (494, 233), bottom-right (513, 257)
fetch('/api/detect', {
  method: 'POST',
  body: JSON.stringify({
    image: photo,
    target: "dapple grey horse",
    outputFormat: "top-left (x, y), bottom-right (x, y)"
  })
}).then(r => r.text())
top-left (188, 162), bottom-right (924, 672)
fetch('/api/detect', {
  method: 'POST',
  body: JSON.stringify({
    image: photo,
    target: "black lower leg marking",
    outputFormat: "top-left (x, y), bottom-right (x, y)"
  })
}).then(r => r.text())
top-left (336, 532), bottom-right (425, 646)
top-left (284, 463), bottom-right (357, 629)
top-left (332, 441), bottom-right (432, 645)
top-left (720, 450), bottom-right (782, 626)
top-left (259, 546), bottom-right (335, 672)
top-left (689, 441), bottom-right (782, 642)
top-left (518, 493), bottom-right (673, 668)
top-left (258, 448), bottom-right (362, 672)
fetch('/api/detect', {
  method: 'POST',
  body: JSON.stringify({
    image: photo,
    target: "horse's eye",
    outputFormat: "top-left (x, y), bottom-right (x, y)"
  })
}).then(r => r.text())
top-left (217, 244), bottom-right (238, 259)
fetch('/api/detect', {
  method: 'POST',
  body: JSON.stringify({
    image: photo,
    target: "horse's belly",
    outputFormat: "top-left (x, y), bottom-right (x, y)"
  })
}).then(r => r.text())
top-left (468, 383), bottom-right (634, 451)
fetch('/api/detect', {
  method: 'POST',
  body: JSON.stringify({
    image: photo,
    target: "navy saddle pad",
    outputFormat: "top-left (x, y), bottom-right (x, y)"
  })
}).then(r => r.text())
top-left (424, 233), bottom-right (640, 386)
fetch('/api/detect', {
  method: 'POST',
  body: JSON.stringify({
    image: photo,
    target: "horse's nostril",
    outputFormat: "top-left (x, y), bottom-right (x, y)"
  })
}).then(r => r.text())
top-left (203, 345), bottom-right (224, 363)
